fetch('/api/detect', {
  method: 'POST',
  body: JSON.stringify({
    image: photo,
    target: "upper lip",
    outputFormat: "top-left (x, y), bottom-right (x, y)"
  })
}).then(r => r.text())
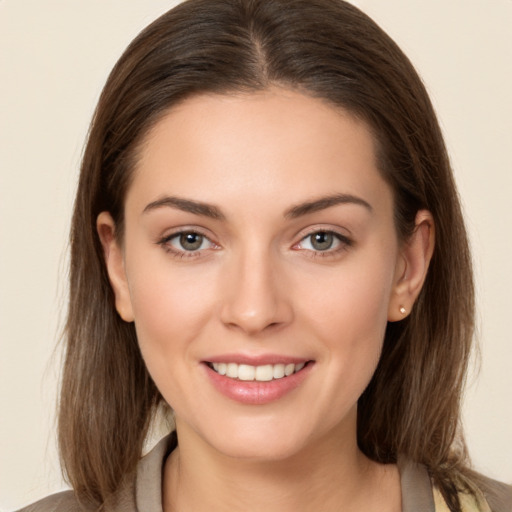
top-left (204, 354), bottom-right (312, 366)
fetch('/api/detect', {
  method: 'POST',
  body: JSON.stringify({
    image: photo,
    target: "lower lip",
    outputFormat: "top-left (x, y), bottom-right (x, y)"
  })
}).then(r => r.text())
top-left (204, 363), bottom-right (313, 405)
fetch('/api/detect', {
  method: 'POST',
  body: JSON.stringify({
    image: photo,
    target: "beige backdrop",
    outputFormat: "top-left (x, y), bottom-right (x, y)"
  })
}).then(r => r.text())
top-left (1, 0), bottom-right (511, 509)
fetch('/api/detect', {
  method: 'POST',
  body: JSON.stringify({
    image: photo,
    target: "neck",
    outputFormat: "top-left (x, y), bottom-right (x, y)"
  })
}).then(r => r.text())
top-left (162, 415), bottom-right (400, 512)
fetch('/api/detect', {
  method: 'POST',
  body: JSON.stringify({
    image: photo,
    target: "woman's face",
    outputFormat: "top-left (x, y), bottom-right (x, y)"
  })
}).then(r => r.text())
top-left (102, 89), bottom-right (410, 460)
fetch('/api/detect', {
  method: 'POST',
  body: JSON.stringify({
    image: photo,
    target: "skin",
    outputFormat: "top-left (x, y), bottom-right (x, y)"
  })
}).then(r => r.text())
top-left (98, 88), bottom-right (434, 512)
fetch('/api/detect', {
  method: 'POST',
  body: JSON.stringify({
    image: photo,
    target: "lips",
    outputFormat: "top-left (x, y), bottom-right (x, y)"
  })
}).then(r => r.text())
top-left (203, 357), bottom-right (313, 405)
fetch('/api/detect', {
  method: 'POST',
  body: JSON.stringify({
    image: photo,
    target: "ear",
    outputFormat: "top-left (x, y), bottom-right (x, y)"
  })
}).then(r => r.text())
top-left (96, 211), bottom-right (135, 322)
top-left (388, 210), bottom-right (435, 322)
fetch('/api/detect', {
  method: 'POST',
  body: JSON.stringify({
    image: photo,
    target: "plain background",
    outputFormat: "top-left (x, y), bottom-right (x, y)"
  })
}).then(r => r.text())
top-left (1, 0), bottom-right (511, 509)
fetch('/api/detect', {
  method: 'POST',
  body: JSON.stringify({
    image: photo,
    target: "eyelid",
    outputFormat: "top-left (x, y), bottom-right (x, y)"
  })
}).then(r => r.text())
top-left (156, 225), bottom-right (353, 259)
top-left (296, 225), bottom-right (352, 244)
top-left (292, 227), bottom-right (353, 254)
top-left (157, 223), bottom-right (217, 240)
top-left (156, 227), bottom-right (219, 257)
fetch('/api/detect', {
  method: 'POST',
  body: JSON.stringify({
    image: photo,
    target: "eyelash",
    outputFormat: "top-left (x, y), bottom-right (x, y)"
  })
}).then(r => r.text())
top-left (157, 229), bottom-right (353, 260)
top-left (294, 229), bottom-right (353, 259)
top-left (157, 230), bottom-right (217, 259)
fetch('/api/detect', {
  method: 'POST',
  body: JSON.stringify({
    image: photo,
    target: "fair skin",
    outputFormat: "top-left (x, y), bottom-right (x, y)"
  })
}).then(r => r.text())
top-left (98, 88), bottom-right (434, 512)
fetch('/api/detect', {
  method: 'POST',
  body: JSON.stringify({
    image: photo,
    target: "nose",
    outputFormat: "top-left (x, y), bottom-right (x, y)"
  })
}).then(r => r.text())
top-left (219, 248), bottom-right (293, 336)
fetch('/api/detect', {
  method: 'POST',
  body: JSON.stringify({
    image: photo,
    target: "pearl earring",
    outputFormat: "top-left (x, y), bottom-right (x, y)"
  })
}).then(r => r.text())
top-left (399, 306), bottom-right (406, 315)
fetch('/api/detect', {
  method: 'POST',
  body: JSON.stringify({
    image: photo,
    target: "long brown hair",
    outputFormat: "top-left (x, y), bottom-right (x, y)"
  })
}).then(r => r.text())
top-left (60, 0), bottom-right (477, 509)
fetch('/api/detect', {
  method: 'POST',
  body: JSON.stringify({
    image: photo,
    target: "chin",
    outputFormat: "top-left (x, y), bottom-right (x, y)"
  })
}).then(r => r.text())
top-left (189, 412), bottom-right (328, 462)
top-left (210, 432), bottom-right (308, 462)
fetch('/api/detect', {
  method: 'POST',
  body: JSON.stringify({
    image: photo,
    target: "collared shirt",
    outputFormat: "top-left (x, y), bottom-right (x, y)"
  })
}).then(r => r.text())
top-left (18, 434), bottom-right (508, 512)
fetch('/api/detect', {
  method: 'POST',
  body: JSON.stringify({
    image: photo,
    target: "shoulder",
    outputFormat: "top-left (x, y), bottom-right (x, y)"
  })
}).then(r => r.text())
top-left (477, 475), bottom-right (512, 512)
top-left (15, 490), bottom-right (91, 512)
top-left (398, 456), bottom-right (511, 512)
top-left (433, 478), bottom-right (512, 512)
top-left (15, 433), bottom-right (177, 512)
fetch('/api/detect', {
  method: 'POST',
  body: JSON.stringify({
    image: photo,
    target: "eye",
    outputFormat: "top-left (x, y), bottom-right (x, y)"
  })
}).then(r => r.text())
top-left (296, 230), bottom-right (351, 253)
top-left (173, 232), bottom-right (208, 251)
top-left (159, 230), bottom-right (217, 255)
top-left (304, 231), bottom-right (336, 251)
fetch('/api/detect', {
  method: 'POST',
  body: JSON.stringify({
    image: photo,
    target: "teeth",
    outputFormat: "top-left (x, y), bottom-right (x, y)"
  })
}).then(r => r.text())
top-left (238, 364), bottom-right (255, 381)
top-left (210, 362), bottom-right (307, 381)
top-left (284, 363), bottom-right (295, 376)
top-left (255, 364), bottom-right (273, 381)
top-left (273, 364), bottom-right (285, 379)
top-left (226, 363), bottom-right (238, 378)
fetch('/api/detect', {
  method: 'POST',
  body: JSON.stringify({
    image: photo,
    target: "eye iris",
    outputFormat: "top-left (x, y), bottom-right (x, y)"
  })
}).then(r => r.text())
top-left (311, 232), bottom-right (333, 251)
top-left (180, 233), bottom-right (203, 251)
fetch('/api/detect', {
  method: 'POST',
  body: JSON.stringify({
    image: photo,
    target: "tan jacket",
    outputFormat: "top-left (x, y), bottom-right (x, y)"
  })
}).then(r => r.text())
top-left (18, 435), bottom-right (512, 512)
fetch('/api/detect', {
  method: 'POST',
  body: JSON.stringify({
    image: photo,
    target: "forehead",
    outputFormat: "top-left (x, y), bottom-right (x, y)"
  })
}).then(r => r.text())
top-left (127, 88), bottom-right (390, 217)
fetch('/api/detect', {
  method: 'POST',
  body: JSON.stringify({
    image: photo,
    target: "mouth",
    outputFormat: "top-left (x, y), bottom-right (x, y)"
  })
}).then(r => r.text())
top-left (206, 361), bottom-right (310, 382)
top-left (203, 359), bottom-right (314, 405)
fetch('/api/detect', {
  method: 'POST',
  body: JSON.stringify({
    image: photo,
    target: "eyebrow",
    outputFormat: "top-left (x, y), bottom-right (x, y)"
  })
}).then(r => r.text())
top-left (143, 196), bottom-right (226, 220)
top-left (284, 193), bottom-right (372, 218)
top-left (142, 192), bottom-right (372, 220)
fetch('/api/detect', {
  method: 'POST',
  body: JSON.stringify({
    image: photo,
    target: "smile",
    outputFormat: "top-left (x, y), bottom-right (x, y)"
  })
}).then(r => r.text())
top-left (209, 362), bottom-right (306, 382)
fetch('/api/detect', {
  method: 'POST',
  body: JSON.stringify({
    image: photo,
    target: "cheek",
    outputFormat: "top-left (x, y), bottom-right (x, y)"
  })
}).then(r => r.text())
top-left (305, 253), bottom-right (394, 340)
top-left (128, 252), bottom-right (216, 326)
top-left (311, 280), bottom-right (389, 383)
top-left (299, 248), bottom-right (396, 390)
top-left (125, 258), bottom-right (219, 383)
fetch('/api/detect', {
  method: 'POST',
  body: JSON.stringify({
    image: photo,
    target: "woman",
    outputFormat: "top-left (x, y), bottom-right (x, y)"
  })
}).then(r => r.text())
top-left (18, 0), bottom-right (511, 511)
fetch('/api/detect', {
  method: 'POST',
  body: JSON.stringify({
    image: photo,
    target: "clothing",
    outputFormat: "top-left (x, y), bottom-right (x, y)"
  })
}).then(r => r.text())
top-left (17, 434), bottom-right (510, 512)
